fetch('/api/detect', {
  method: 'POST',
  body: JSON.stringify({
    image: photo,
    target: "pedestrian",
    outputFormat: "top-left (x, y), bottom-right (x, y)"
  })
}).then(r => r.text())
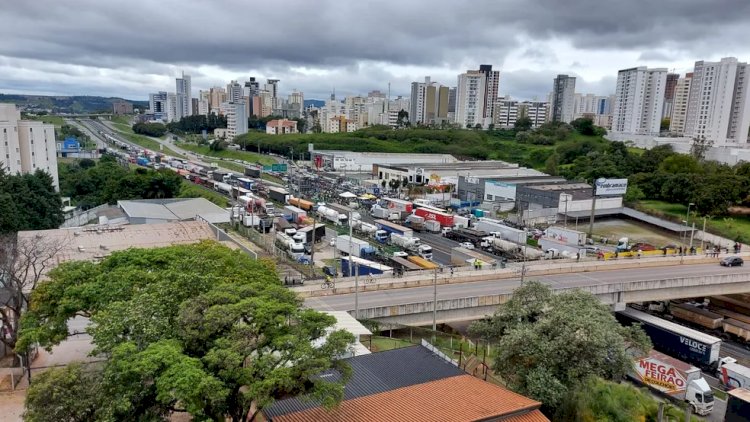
top-left (450, 266), bottom-right (454, 276)
top-left (637, 249), bottom-right (642, 259)
top-left (678, 246), bottom-right (683, 256)
top-left (576, 253), bottom-right (580, 262)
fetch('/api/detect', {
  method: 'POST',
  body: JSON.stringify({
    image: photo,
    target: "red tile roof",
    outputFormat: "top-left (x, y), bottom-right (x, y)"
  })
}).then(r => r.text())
top-left (270, 375), bottom-right (549, 422)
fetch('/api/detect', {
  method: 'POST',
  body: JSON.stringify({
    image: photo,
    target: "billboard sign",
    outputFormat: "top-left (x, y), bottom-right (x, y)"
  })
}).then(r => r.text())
top-left (595, 178), bottom-right (628, 196)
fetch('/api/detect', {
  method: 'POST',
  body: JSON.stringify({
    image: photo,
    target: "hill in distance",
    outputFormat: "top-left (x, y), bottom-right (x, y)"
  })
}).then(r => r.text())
top-left (0, 93), bottom-right (149, 114)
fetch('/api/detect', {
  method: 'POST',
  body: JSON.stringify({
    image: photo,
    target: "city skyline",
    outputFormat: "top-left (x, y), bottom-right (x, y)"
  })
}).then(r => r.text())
top-left (3, 1), bottom-right (750, 100)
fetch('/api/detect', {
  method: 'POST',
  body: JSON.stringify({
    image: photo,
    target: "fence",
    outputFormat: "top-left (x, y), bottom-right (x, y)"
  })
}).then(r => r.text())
top-left (60, 203), bottom-right (112, 228)
top-left (197, 216), bottom-right (258, 260)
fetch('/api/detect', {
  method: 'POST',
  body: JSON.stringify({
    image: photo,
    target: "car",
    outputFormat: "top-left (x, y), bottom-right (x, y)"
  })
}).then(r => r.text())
top-left (720, 256), bottom-right (744, 267)
top-left (584, 245), bottom-right (600, 253)
top-left (460, 242), bottom-right (475, 250)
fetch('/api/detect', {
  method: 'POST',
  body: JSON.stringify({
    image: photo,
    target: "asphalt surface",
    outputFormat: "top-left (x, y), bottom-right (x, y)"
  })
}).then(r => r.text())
top-left (305, 262), bottom-right (749, 311)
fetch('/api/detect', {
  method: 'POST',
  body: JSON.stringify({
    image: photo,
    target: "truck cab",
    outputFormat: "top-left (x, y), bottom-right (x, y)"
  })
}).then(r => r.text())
top-left (686, 378), bottom-right (714, 415)
top-left (418, 244), bottom-right (433, 260)
top-left (374, 230), bottom-right (389, 243)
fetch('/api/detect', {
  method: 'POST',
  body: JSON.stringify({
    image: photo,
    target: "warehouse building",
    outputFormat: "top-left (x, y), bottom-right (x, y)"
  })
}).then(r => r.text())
top-left (117, 198), bottom-right (229, 224)
top-left (310, 149), bottom-right (458, 173)
top-left (375, 160), bottom-right (545, 186)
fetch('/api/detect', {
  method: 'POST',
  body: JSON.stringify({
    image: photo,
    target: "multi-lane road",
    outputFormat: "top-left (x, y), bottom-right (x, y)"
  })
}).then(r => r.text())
top-left (305, 262), bottom-right (748, 312)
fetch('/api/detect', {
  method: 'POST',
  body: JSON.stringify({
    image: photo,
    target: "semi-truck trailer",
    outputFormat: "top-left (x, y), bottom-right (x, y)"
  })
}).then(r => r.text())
top-left (390, 233), bottom-right (421, 251)
top-left (382, 197), bottom-right (413, 214)
top-left (373, 219), bottom-right (413, 238)
top-left (325, 203), bottom-right (361, 221)
top-left (296, 224), bottom-right (326, 244)
top-left (424, 219), bottom-right (441, 233)
top-left (444, 228), bottom-right (488, 246)
top-left (335, 235), bottom-right (375, 259)
top-left (725, 388), bottom-right (750, 422)
top-left (404, 215), bottom-right (425, 232)
top-left (341, 256), bottom-right (393, 277)
top-left (407, 255), bottom-right (439, 270)
top-left (474, 218), bottom-right (526, 245)
top-left (718, 358), bottom-right (750, 390)
top-left (317, 205), bottom-right (348, 225)
top-left (288, 197), bottom-right (314, 211)
top-left (267, 187), bottom-right (290, 204)
top-left (544, 226), bottom-right (587, 246)
top-left (629, 350), bottom-right (714, 415)
top-left (414, 206), bottom-right (454, 227)
top-left (617, 307), bottom-right (724, 371)
top-left (370, 205), bottom-right (400, 221)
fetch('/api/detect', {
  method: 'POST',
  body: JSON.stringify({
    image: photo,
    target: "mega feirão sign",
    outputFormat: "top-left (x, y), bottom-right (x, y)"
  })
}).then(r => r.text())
top-left (595, 178), bottom-right (628, 196)
top-left (636, 358), bottom-right (687, 393)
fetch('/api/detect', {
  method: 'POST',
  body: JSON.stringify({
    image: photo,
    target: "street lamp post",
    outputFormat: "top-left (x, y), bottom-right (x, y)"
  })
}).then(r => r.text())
top-left (432, 267), bottom-right (438, 333)
top-left (684, 202), bottom-right (694, 242)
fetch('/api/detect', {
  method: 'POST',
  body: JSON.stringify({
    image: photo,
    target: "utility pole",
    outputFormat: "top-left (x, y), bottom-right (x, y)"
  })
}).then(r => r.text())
top-left (563, 194), bottom-right (569, 228)
top-left (349, 211), bottom-right (359, 318)
top-left (588, 185), bottom-right (597, 238)
top-left (689, 221), bottom-right (695, 250)
top-left (310, 213), bottom-right (317, 278)
top-left (701, 216), bottom-right (708, 250)
top-left (432, 267), bottom-right (438, 333)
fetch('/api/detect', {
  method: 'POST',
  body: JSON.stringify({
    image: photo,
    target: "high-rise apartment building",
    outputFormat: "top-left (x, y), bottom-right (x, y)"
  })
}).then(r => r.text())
top-left (289, 90), bottom-right (304, 115)
top-left (494, 96), bottom-right (548, 129)
top-left (455, 71), bottom-right (486, 128)
top-left (198, 90), bottom-right (210, 116)
top-left (662, 73), bottom-right (679, 119)
top-left (550, 75), bottom-right (576, 123)
top-left (112, 100), bottom-right (133, 115)
top-left (684, 57), bottom-right (750, 146)
top-left (166, 93), bottom-right (179, 123)
top-left (222, 101), bottom-right (248, 139)
top-left (611, 66), bottom-right (668, 136)
top-left (669, 73), bottom-right (692, 135)
top-left (409, 77), bottom-right (449, 125)
top-left (479, 64), bottom-right (500, 122)
top-left (266, 79), bottom-right (280, 109)
top-left (226, 81), bottom-right (243, 104)
top-left (209, 87), bottom-right (227, 111)
top-left (0, 104), bottom-right (59, 189)
top-left (149, 91), bottom-right (168, 121)
top-left (175, 72), bottom-right (192, 120)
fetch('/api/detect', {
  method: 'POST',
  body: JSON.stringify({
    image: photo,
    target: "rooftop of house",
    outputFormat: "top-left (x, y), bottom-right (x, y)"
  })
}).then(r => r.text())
top-left (117, 198), bottom-right (229, 224)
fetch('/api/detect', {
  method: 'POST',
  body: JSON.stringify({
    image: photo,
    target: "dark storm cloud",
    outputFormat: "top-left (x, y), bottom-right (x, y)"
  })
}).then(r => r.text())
top-left (1, 0), bottom-right (749, 98)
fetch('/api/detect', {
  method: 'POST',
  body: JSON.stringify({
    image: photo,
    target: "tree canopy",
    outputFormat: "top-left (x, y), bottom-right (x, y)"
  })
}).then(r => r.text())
top-left (132, 122), bottom-right (168, 137)
top-left (0, 168), bottom-right (63, 233)
top-left (469, 282), bottom-right (651, 412)
top-left (58, 155), bottom-right (183, 208)
top-left (20, 242), bottom-right (354, 421)
top-left (167, 114), bottom-right (227, 134)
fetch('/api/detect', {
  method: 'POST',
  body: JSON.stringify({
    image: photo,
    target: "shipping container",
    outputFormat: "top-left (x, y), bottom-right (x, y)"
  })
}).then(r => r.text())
top-left (725, 388), bottom-right (750, 422)
top-left (414, 207), bottom-right (454, 227)
top-left (670, 302), bottom-right (724, 330)
top-left (617, 307), bottom-right (722, 370)
top-left (341, 256), bottom-right (392, 277)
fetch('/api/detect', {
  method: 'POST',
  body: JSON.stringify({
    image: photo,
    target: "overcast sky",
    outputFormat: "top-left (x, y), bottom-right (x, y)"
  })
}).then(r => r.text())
top-left (2, 0), bottom-right (750, 101)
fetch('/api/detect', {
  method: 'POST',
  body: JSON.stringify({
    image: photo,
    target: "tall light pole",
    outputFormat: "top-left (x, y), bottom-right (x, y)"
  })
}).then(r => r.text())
top-left (701, 216), bottom-right (710, 250)
top-left (684, 202), bottom-right (694, 242)
top-left (432, 267), bottom-right (438, 332)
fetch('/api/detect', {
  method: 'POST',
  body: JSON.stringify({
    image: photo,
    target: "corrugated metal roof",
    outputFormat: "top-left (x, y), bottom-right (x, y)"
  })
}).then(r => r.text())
top-left (117, 198), bottom-right (228, 222)
top-left (264, 345), bottom-right (464, 419)
top-left (269, 375), bottom-right (547, 422)
top-left (620, 307), bottom-right (722, 345)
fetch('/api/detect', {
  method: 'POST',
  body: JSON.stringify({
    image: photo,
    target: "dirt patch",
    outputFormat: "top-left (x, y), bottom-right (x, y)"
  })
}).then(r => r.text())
top-left (592, 219), bottom-right (684, 247)
top-left (728, 206), bottom-right (750, 215)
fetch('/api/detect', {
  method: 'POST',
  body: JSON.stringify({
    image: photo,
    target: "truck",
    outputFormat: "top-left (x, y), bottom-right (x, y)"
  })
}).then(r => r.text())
top-left (544, 226), bottom-right (587, 246)
top-left (417, 244), bottom-right (433, 260)
top-left (414, 206), bottom-right (454, 227)
top-left (326, 203), bottom-right (361, 221)
top-left (244, 166), bottom-right (261, 178)
top-left (317, 205), bottom-right (348, 225)
top-left (210, 170), bottom-right (228, 182)
top-left (213, 181), bottom-right (232, 195)
top-left (335, 235), bottom-right (375, 259)
top-left (451, 246), bottom-right (497, 267)
top-left (474, 218), bottom-right (526, 245)
top-left (236, 177), bottom-right (255, 190)
top-left (352, 220), bottom-right (378, 236)
top-left (370, 205), bottom-right (400, 221)
top-left (275, 232), bottom-right (305, 260)
top-left (616, 307), bottom-right (723, 371)
top-left (373, 219), bottom-right (413, 238)
top-left (282, 205), bottom-right (307, 223)
top-left (136, 156), bottom-right (151, 167)
top-left (453, 215), bottom-right (470, 229)
top-left (267, 187), bottom-right (290, 204)
top-left (444, 228), bottom-right (488, 247)
top-left (288, 197), bottom-right (314, 211)
top-left (717, 358), bottom-right (750, 389)
top-left (404, 215), bottom-right (425, 232)
top-left (424, 219), bottom-right (441, 233)
top-left (725, 388), bottom-right (750, 422)
top-left (629, 350), bottom-right (714, 416)
top-left (407, 255), bottom-right (439, 270)
top-left (390, 233), bottom-right (421, 252)
top-left (296, 224), bottom-right (326, 244)
top-left (341, 256), bottom-right (393, 277)
top-left (382, 197), bottom-right (413, 214)
top-left (238, 194), bottom-right (268, 214)
top-left (481, 236), bottom-right (522, 255)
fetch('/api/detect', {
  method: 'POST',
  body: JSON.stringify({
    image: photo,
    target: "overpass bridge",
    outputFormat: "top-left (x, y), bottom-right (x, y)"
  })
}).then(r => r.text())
top-left (303, 255), bottom-right (750, 326)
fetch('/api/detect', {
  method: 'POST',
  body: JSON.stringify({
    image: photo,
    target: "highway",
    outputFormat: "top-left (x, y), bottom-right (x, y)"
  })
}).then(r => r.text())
top-left (305, 262), bottom-right (749, 311)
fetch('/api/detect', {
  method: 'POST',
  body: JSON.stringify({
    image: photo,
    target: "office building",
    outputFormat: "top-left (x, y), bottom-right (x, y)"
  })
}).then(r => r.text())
top-left (684, 57), bottom-right (750, 146)
top-left (222, 101), bottom-right (248, 139)
top-left (669, 73), bottom-right (693, 134)
top-left (112, 100), bottom-right (133, 115)
top-left (550, 75), bottom-right (576, 123)
top-left (409, 77), bottom-right (449, 125)
top-left (149, 91), bottom-right (168, 121)
top-left (175, 72), bottom-right (192, 119)
top-left (0, 104), bottom-right (59, 189)
top-left (455, 71), bottom-right (486, 128)
top-left (611, 67), bottom-right (667, 136)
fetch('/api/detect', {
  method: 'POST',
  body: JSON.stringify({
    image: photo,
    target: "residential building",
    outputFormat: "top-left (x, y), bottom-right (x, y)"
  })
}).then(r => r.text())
top-left (573, 93), bottom-right (598, 118)
top-left (148, 91), bottom-right (168, 121)
top-left (166, 93), bottom-right (179, 123)
top-left (288, 90), bottom-right (304, 115)
top-left (175, 72), bottom-right (192, 119)
top-left (684, 57), bottom-right (750, 146)
top-left (263, 345), bottom-right (549, 422)
top-left (409, 77), bottom-right (449, 125)
top-left (197, 90), bottom-right (210, 116)
top-left (662, 73), bottom-right (680, 119)
top-left (479, 64), bottom-right (500, 122)
top-left (493, 97), bottom-right (548, 130)
top-left (526, 101), bottom-right (549, 129)
top-left (226, 80), bottom-right (243, 104)
top-left (455, 70), bottom-right (486, 128)
top-left (550, 75), bottom-right (576, 123)
top-left (611, 67), bottom-right (667, 136)
top-left (266, 79), bottom-right (280, 108)
top-left (0, 104), bottom-right (59, 189)
top-left (208, 86), bottom-right (226, 111)
top-left (367, 90), bottom-right (386, 99)
top-left (266, 119), bottom-right (298, 135)
top-left (327, 115), bottom-right (357, 133)
top-left (222, 101), bottom-right (248, 139)
top-left (112, 100), bottom-right (133, 115)
top-left (669, 73), bottom-right (693, 134)
top-left (191, 98), bottom-right (199, 116)
top-left (345, 96), bottom-right (368, 127)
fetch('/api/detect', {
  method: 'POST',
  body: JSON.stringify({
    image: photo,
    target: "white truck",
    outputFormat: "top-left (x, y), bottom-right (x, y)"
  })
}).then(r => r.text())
top-left (717, 357), bottom-right (750, 390)
top-left (275, 232), bottom-right (305, 260)
top-left (335, 235), bottom-right (375, 259)
top-left (317, 205), bottom-right (348, 226)
top-left (370, 205), bottom-right (400, 221)
top-left (424, 219), bottom-right (441, 233)
top-left (545, 226), bottom-right (587, 246)
top-left (474, 218), bottom-right (526, 245)
top-left (390, 233), bottom-right (421, 252)
top-left (351, 220), bottom-right (378, 235)
top-left (417, 244), bottom-right (433, 260)
top-left (630, 350), bottom-right (714, 416)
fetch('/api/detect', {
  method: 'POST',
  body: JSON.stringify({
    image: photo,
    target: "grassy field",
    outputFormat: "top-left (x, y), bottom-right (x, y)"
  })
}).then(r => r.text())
top-left (176, 143), bottom-right (277, 166)
top-left (30, 115), bottom-right (65, 127)
top-left (369, 336), bottom-right (414, 352)
top-left (637, 200), bottom-right (750, 243)
top-left (111, 129), bottom-right (186, 159)
top-left (178, 183), bottom-right (229, 207)
top-left (214, 160), bottom-right (245, 173)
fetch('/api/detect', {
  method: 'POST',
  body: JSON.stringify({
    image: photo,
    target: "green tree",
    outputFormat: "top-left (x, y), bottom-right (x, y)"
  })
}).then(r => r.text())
top-left (469, 282), bottom-right (650, 412)
top-left (19, 242), bottom-right (354, 422)
top-left (690, 136), bottom-right (714, 161)
top-left (132, 122), bottom-right (168, 137)
top-left (660, 117), bottom-right (671, 132)
top-left (658, 155), bottom-right (702, 174)
top-left (514, 116), bottom-right (533, 131)
top-left (0, 168), bottom-right (63, 233)
top-left (24, 363), bottom-right (105, 422)
top-left (474, 123), bottom-right (483, 130)
top-left (570, 118), bottom-right (595, 136)
top-left (397, 109), bottom-right (409, 127)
